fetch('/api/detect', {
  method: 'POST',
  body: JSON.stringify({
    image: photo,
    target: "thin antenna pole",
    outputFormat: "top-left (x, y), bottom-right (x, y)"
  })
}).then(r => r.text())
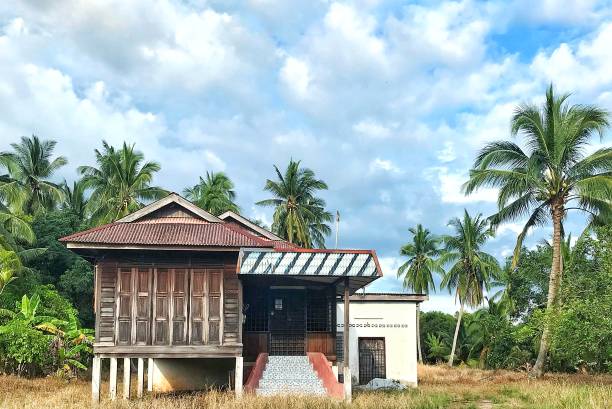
top-left (335, 210), bottom-right (340, 248)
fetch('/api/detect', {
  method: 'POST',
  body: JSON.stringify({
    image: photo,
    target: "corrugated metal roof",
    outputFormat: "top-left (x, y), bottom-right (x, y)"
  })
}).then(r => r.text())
top-left (60, 223), bottom-right (272, 248)
top-left (238, 250), bottom-right (382, 277)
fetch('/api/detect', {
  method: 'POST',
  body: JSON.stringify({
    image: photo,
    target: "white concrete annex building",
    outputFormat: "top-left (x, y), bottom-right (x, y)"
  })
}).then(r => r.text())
top-left (337, 293), bottom-right (427, 386)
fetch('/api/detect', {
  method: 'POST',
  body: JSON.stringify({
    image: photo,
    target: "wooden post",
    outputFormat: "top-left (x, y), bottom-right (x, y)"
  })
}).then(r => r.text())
top-left (137, 358), bottom-right (144, 398)
top-left (343, 277), bottom-right (351, 402)
top-left (109, 357), bottom-right (118, 400)
top-left (123, 358), bottom-right (131, 399)
top-left (235, 356), bottom-right (243, 398)
top-left (91, 356), bottom-right (101, 404)
top-left (147, 358), bottom-right (154, 392)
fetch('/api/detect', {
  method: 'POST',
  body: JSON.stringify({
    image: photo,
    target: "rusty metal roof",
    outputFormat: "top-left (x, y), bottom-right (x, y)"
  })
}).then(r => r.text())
top-left (60, 222), bottom-right (273, 248)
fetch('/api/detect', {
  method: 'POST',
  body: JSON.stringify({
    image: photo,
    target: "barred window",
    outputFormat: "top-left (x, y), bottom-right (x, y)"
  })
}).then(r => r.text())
top-left (306, 290), bottom-right (333, 332)
top-left (244, 288), bottom-right (268, 331)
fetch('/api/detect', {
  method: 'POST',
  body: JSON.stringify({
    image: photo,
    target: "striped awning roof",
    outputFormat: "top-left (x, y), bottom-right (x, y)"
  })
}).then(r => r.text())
top-left (238, 250), bottom-right (382, 277)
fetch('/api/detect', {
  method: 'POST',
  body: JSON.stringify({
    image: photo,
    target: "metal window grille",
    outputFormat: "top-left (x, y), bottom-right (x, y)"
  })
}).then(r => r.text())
top-left (306, 290), bottom-right (333, 332)
top-left (358, 338), bottom-right (386, 385)
top-left (243, 288), bottom-right (268, 331)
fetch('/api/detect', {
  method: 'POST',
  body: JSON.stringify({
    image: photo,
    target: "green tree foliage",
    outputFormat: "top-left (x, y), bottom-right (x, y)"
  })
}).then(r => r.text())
top-left (61, 179), bottom-right (89, 221)
top-left (257, 160), bottom-right (332, 248)
top-left (440, 210), bottom-right (500, 366)
top-left (0, 249), bottom-right (22, 296)
top-left (27, 210), bottom-right (93, 326)
top-left (397, 224), bottom-right (442, 294)
top-left (79, 141), bottom-right (167, 224)
top-left (549, 226), bottom-right (612, 372)
top-left (420, 311), bottom-right (456, 363)
top-left (464, 84), bottom-right (611, 376)
top-left (0, 135), bottom-right (67, 215)
top-left (183, 171), bottom-right (240, 216)
top-left (425, 334), bottom-right (449, 363)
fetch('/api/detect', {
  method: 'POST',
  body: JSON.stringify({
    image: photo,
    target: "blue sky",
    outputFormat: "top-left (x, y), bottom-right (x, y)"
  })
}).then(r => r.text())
top-left (1, 0), bottom-right (611, 314)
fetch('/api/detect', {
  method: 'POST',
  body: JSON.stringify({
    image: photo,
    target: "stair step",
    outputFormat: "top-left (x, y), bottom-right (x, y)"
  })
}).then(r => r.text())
top-left (255, 355), bottom-right (328, 397)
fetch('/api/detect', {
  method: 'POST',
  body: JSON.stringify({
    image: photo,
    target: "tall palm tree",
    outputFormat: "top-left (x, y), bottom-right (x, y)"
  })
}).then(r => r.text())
top-left (61, 179), bottom-right (89, 221)
top-left (397, 224), bottom-right (443, 363)
top-left (463, 84), bottom-right (610, 377)
top-left (257, 160), bottom-right (333, 248)
top-left (79, 141), bottom-right (167, 224)
top-left (0, 135), bottom-right (67, 214)
top-left (183, 171), bottom-right (239, 216)
top-left (440, 210), bottom-right (500, 367)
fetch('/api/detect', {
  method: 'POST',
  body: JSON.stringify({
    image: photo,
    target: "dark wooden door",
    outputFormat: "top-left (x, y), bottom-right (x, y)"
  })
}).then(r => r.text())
top-left (358, 338), bottom-right (386, 384)
top-left (269, 289), bottom-right (306, 355)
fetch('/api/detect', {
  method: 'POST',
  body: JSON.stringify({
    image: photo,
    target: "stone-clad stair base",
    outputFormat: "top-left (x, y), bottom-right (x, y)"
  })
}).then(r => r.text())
top-left (255, 356), bottom-right (327, 396)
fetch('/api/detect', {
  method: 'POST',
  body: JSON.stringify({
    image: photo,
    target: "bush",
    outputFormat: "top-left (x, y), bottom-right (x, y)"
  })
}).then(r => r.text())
top-left (0, 319), bottom-right (52, 377)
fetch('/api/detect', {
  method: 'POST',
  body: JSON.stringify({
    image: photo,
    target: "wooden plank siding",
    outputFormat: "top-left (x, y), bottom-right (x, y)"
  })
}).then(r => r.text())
top-left (94, 255), bottom-right (242, 355)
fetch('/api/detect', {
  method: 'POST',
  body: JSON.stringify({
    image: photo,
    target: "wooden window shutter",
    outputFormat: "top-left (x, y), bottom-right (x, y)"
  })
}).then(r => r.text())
top-left (207, 270), bottom-right (222, 344)
top-left (189, 269), bottom-right (206, 344)
top-left (117, 267), bottom-right (133, 345)
top-left (171, 268), bottom-right (188, 344)
top-left (134, 267), bottom-right (152, 345)
top-left (153, 268), bottom-right (170, 345)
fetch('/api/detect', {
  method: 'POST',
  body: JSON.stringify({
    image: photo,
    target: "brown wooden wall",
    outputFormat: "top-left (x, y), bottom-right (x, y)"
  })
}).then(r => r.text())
top-left (94, 255), bottom-right (241, 347)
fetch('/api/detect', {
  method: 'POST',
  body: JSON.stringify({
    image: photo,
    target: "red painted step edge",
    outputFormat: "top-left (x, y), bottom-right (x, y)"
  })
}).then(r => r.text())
top-left (308, 352), bottom-right (344, 399)
top-left (244, 353), bottom-right (268, 393)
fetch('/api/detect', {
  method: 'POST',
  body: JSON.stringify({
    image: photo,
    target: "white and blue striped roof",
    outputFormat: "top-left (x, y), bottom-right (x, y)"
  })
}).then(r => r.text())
top-left (238, 250), bottom-right (382, 277)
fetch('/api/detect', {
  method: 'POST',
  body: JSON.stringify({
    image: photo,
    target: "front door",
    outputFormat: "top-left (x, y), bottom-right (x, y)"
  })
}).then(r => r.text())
top-left (269, 289), bottom-right (306, 355)
top-left (358, 337), bottom-right (386, 384)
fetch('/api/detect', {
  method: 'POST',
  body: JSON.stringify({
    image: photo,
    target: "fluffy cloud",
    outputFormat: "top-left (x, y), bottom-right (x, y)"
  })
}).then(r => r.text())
top-left (0, 0), bottom-right (609, 310)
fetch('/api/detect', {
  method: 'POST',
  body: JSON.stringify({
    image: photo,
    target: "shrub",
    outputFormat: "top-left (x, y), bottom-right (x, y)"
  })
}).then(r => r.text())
top-left (0, 319), bottom-right (52, 377)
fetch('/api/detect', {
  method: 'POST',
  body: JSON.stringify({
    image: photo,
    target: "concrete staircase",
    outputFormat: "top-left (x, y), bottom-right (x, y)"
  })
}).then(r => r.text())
top-left (255, 356), bottom-right (327, 396)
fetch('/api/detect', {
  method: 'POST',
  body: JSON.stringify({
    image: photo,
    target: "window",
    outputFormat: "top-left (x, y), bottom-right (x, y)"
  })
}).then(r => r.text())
top-left (306, 290), bottom-right (334, 332)
top-left (243, 287), bottom-right (268, 331)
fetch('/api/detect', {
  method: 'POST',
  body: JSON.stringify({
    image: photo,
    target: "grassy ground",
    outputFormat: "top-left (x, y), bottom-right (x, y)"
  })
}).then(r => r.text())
top-left (0, 365), bottom-right (610, 409)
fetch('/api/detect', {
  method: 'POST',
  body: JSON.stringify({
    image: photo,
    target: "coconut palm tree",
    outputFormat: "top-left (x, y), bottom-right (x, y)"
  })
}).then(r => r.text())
top-left (61, 179), bottom-right (89, 221)
top-left (440, 210), bottom-right (500, 367)
top-left (397, 224), bottom-right (443, 363)
top-left (0, 135), bottom-right (67, 214)
top-left (463, 84), bottom-right (611, 376)
top-left (183, 171), bottom-right (239, 216)
top-left (257, 160), bottom-right (333, 248)
top-left (79, 141), bottom-right (167, 224)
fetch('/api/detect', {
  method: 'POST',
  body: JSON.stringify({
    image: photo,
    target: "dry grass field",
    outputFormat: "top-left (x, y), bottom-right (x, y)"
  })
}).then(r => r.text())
top-left (0, 365), bottom-right (610, 409)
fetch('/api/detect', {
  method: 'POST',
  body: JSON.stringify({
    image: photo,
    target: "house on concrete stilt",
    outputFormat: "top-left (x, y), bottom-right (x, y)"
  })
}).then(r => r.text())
top-left (60, 193), bottom-right (422, 402)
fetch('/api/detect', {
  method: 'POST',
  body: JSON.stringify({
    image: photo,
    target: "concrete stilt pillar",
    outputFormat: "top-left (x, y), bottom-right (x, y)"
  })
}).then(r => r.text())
top-left (344, 366), bottom-right (352, 402)
top-left (343, 278), bottom-right (352, 403)
top-left (109, 357), bottom-right (118, 400)
top-left (137, 358), bottom-right (145, 398)
top-left (91, 356), bottom-right (101, 404)
top-left (235, 356), bottom-right (243, 398)
top-left (123, 358), bottom-right (131, 399)
top-left (147, 358), bottom-right (154, 392)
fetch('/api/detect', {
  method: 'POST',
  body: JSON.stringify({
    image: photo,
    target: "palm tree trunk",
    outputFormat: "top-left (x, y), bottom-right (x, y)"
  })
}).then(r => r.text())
top-left (532, 204), bottom-right (564, 377)
top-left (448, 303), bottom-right (464, 367)
top-left (416, 303), bottom-right (423, 364)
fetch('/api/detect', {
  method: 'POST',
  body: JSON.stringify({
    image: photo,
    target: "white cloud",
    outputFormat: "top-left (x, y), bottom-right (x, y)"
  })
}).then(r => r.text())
top-left (497, 223), bottom-right (524, 236)
top-left (429, 167), bottom-right (497, 204)
top-left (531, 22), bottom-right (612, 98)
top-left (280, 56), bottom-right (312, 100)
top-left (369, 158), bottom-right (400, 174)
top-left (437, 141), bottom-right (456, 162)
top-left (353, 119), bottom-right (393, 139)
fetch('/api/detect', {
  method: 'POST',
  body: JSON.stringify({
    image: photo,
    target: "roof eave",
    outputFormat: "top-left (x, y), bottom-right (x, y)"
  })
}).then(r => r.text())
top-left (64, 242), bottom-right (267, 252)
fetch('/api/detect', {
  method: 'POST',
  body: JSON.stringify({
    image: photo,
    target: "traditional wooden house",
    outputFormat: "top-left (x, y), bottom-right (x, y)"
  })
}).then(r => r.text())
top-left (60, 193), bottom-right (383, 402)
